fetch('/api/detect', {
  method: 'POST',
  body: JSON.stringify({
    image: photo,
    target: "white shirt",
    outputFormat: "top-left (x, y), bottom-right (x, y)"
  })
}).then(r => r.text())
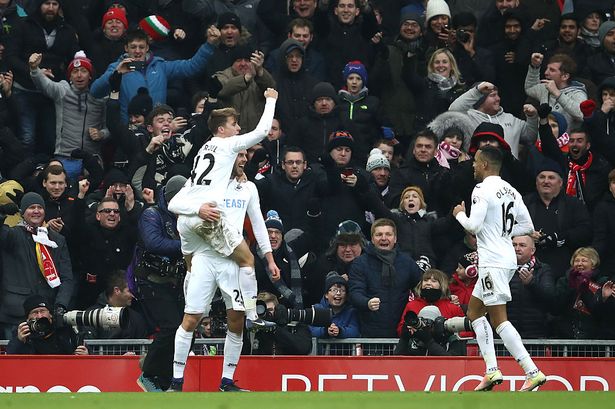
top-left (456, 175), bottom-right (534, 269)
top-left (223, 178), bottom-right (272, 255)
top-left (168, 97), bottom-right (276, 216)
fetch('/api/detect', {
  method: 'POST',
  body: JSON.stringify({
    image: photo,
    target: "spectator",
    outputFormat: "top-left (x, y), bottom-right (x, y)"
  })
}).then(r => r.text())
top-left (348, 218), bottom-right (422, 338)
top-left (260, 118), bottom-right (287, 171)
top-left (476, 0), bottom-right (524, 48)
top-left (39, 165), bottom-right (79, 240)
top-left (86, 272), bottom-right (148, 339)
top-left (74, 187), bottom-right (138, 308)
top-left (370, 11), bottom-right (426, 146)
top-left (577, 7), bottom-right (604, 51)
top-left (365, 147), bottom-right (391, 209)
top-left (271, 39), bottom-right (318, 134)
top-left (90, 27), bottom-right (218, 123)
top-left (523, 160), bottom-right (592, 277)
top-left (394, 269), bottom-right (466, 356)
top-left (338, 60), bottom-right (383, 164)
top-left (265, 18), bottom-right (326, 81)
top-left (321, 0), bottom-right (379, 89)
top-left (29, 51), bottom-right (109, 174)
top-left (90, 7), bottom-right (129, 75)
top-left (552, 247), bottom-right (602, 338)
top-left (387, 130), bottom-right (451, 216)
top-left (6, 294), bottom-right (87, 355)
top-left (448, 11), bottom-right (495, 86)
top-left (585, 77), bottom-right (615, 166)
top-left (214, 46), bottom-right (276, 131)
top-left (253, 146), bottom-right (326, 234)
top-left (423, 0), bottom-right (451, 51)
top-left (404, 48), bottom-right (467, 131)
top-left (427, 111), bottom-right (474, 170)
top-left (592, 169), bottom-right (615, 275)
top-left (0, 192), bottom-right (74, 339)
top-left (491, 9), bottom-right (533, 118)
top-left (507, 235), bottom-right (556, 339)
top-left (587, 21), bottom-right (615, 87)
top-left (541, 13), bottom-right (592, 80)
top-left (309, 272), bottom-right (360, 347)
top-left (525, 53), bottom-right (588, 131)
top-left (448, 252), bottom-right (478, 312)
top-left (449, 81), bottom-right (538, 158)
top-left (440, 231), bottom-right (477, 277)
top-left (6, 0), bottom-right (79, 154)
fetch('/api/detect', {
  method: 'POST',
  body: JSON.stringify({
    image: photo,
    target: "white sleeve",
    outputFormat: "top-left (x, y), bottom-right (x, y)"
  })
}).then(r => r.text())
top-left (230, 97), bottom-right (277, 152)
top-left (245, 183), bottom-right (272, 254)
top-left (456, 189), bottom-right (488, 234)
top-left (511, 195), bottom-right (535, 237)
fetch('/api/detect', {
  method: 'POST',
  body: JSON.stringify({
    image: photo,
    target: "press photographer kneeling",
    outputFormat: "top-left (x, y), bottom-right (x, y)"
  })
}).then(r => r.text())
top-left (7, 295), bottom-right (89, 355)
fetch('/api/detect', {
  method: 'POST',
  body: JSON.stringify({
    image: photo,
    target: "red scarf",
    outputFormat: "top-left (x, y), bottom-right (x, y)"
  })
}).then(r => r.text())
top-left (566, 152), bottom-right (593, 198)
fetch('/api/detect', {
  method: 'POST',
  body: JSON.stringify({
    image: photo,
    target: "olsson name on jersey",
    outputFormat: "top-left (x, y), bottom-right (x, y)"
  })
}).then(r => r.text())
top-left (495, 186), bottom-right (517, 200)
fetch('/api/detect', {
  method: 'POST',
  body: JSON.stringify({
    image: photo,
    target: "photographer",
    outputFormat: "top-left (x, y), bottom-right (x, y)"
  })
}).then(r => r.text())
top-left (394, 269), bottom-right (467, 356)
top-left (7, 295), bottom-right (88, 355)
top-left (448, 12), bottom-right (495, 86)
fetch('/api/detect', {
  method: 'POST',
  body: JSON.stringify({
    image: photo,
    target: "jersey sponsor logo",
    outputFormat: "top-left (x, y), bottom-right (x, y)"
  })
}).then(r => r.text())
top-left (222, 198), bottom-right (247, 209)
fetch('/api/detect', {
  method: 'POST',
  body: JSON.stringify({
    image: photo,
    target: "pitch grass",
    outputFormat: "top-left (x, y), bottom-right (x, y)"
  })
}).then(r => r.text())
top-left (0, 391), bottom-right (613, 409)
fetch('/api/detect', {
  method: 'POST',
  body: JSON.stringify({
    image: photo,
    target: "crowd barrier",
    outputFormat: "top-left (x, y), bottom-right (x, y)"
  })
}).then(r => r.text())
top-left (1, 338), bottom-right (614, 392)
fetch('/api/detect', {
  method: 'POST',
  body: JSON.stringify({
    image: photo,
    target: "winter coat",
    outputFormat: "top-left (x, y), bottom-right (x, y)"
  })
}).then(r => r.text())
top-left (0, 217), bottom-right (74, 324)
top-left (592, 193), bottom-right (615, 275)
top-left (337, 88), bottom-right (383, 165)
top-left (309, 296), bottom-right (360, 338)
top-left (524, 65), bottom-right (588, 130)
top-left (507, 259), bottom-right (556, 338)
top-left (90, 43), bottom-right (215, 122)
top-left (587, 52), bottom-right (615, 88)
top-left (348, 244), bottom-right (421, 337)
top-left (449, 87), bottom-right (538, 158)
top-left (449, 273), bottom-right (476, 308)
top-left (31, 68), bottom-right (108, 157)
top-left (396, 297), bottom-right (465, 336)
top-left (137, 192), bottom-right (182, 260)
top-left (5, 13), bottom-right (79, 91)
top-left (214, 65), bottom-right (276, 132)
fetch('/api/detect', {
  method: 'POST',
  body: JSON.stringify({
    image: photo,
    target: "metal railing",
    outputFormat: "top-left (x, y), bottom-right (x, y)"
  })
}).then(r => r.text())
top-left (2, 338), bottom-right (615, 357)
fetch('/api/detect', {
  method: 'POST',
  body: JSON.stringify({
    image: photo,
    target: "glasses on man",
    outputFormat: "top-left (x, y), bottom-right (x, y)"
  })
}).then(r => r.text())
top-left (98, 208), bottom-right (120, 214)
top-left (284, 160), bottom-right (305, 166)
top-left (328, 287), bottom-right (346, 295)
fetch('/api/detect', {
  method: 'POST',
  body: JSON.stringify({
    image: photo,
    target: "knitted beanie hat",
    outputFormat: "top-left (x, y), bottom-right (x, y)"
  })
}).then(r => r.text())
top-left (139, 15), bottom-right (171, 41)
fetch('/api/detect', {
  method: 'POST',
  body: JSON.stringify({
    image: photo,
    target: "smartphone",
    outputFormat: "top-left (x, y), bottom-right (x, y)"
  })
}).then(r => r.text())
top-left (128, 61), bottom-right (145, 71)
top-left (341, 167), bottom-right (354, 177)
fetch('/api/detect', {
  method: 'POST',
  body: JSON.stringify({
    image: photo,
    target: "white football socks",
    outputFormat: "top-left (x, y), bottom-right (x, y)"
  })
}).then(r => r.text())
top-left (496, 321), bottom-right (538, 376)
top-left (172, 325), bottom-right (193, 379)
top-left (239, 266), bottom-right (258, 320)
top-left (222, 331), bottom-right (243, 380)
top-left (472, 316), bottom-right (499, 373)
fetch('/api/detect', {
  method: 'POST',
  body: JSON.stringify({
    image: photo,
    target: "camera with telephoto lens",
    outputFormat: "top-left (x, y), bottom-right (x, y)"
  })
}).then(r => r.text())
top-left (256, 300), bottom-right (332, 327)
top-left (27, 317), bottom-right (53, 338)
top-left (404, 311), bottom-right (433, 331)
top-left (63, 306), bottom-right (128, 330)
top-left (456, 29), bottom-right (471, 44)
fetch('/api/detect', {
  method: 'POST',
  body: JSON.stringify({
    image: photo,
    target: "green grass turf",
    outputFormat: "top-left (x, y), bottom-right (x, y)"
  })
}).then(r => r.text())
top-left (0, 391), bottom-right (613, 409)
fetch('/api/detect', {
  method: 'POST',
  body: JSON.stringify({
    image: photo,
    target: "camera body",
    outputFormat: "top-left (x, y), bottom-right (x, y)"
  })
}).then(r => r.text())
top-left (404, 311), bottom-right (433, 331)
top-left (128, 61), bottom-right (145, 71)
top-left (256, 300), bottom-right (332, 327)
top-left (27, 317), bottom-right (53, 338)
top-left (456, 29), bottom-right (471, 44)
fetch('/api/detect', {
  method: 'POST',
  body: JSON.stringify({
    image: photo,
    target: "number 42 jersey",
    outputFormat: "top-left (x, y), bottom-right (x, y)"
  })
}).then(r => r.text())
top-left (168, 98), bottom-right (276, 217)
top-left (456, 175), bottom-right (534, 269)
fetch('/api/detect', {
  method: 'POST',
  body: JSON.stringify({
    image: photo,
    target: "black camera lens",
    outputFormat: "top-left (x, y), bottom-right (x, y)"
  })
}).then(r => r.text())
top-left (456, 30), bottom-right (471, 43)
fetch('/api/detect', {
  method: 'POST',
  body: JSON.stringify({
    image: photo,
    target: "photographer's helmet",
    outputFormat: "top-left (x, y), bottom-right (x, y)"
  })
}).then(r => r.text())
top-left (23, 294), bottom-right (51, 317)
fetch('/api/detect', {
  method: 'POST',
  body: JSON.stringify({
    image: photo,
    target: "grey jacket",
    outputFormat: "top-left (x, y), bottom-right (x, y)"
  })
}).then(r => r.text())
top-left (449, 87), bottom-right (538, 158)
top-left (524, 65), bottom-right (587, 131)
top-left (31, 68), bottom-right (108, 157)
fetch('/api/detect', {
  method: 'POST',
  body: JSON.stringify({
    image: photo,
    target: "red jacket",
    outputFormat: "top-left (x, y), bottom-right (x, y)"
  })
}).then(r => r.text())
top-left (396, 296), bottom-right (465, 336)
top-left (449, 273), bottom-right (477, 308)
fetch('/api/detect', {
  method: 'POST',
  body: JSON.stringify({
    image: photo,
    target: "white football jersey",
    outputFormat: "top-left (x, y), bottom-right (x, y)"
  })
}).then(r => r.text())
top-left (223, 178), bottom-right (272, 255)
top-left (168, 97), bottom-right (276, 216)
top-left (456, 175), bottom-right (534, 269)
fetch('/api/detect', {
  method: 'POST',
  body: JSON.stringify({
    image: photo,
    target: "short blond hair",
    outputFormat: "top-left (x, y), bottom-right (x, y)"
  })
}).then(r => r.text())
top-left (570, 247), bottom-right (600, 269)
top-left (208, 107), bottom-right (239, 134)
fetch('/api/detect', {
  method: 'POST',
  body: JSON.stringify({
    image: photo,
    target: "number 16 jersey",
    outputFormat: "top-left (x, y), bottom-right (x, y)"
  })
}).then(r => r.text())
top-left (168, 98), bottom-right (276, 217)
top-left (455, 175), bottom-right (534, 269)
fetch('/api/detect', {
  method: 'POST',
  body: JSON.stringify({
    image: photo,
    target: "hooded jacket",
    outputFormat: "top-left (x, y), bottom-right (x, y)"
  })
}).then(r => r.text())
top-left (449, 87), bottom-right (538, 158)
top-left (524, 65), bottom-right (588, 130)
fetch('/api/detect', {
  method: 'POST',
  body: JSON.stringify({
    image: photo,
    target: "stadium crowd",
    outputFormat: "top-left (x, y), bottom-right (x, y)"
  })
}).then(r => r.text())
top-left (1, 0), bottom-right (615, 357)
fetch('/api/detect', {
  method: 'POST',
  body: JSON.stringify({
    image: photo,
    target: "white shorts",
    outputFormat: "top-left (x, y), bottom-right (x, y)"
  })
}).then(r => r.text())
top-left (177, 214), bottom-right (243, 257)
top-left (472, 266), bottom-right (515, 306)
top-left (183, 252), bottom-right (244, 315)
